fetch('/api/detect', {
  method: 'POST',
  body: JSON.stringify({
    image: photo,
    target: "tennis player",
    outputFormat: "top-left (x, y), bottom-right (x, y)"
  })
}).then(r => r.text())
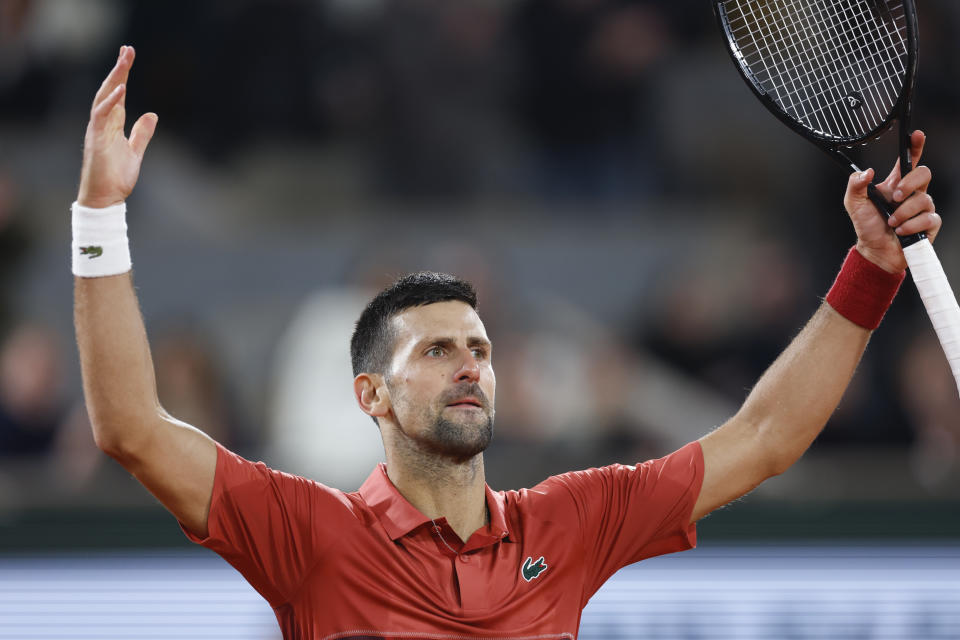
top-left (74, 47), bottom-right (941, 639)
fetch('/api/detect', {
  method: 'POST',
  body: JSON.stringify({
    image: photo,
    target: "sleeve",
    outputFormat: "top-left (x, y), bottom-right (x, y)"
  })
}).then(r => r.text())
top-left (179, 442), bottom-right (352, 608)
top-left (536, 441), bottom-right (704, 602)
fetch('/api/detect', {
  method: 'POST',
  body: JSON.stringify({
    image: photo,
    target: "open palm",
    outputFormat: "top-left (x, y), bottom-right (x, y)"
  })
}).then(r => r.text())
top-left (77, 46), bottom-right (157, 209)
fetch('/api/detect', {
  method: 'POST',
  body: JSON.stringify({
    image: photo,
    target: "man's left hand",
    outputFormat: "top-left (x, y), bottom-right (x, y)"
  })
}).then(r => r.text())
top-left (843, 130), bottom-right (942, 274)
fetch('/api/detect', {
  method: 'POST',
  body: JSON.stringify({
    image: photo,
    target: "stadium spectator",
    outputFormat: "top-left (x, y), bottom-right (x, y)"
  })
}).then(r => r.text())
top-left (511, 0), bottom-right (671, 203)
top-left (372, 0), bottom-right (510, 199)
top-left (0, 321), bottom-right (68, 456)
top-left (901, 329), bottom-right (960, 490)
top-left (153, 324), bottom-right (239, 451)
top-left (0, 172), bottom-right (30, 336)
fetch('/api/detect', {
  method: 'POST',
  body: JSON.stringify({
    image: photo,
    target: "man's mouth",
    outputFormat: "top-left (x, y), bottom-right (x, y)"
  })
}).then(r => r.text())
top-left (447, 398), bottom-right (483, 408)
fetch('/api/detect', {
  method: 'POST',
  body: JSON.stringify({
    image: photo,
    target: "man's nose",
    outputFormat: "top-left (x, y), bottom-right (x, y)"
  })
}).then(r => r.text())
top-left (455, 351), bottom-right (481, 383)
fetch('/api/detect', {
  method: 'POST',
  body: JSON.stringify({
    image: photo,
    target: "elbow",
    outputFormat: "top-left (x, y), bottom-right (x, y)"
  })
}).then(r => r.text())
top-left (735, 411), bottom-right (797, 480)
top-left (92, 425), bottom-right (121, 458)
top-left (89, 409), bottom-right (155, 464)
top-left (755, 435), bottom-right (791, 482)
top-left (765, 453), bottom-right (792, 479)
top-left (757, 418), bottom-right (825, 479)
top-left (91, 419), bottom-right (135, 461)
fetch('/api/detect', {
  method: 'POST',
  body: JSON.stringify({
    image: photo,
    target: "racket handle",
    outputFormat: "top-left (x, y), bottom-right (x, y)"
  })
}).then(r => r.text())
top-left (902, 238), bottom-right (960, 398)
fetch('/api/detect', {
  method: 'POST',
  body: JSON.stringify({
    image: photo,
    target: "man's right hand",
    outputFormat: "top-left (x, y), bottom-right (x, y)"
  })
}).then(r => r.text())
top-left (77, 45), bottom-right (157, 209)
top-left (75, 46), bottom-right (216, 539)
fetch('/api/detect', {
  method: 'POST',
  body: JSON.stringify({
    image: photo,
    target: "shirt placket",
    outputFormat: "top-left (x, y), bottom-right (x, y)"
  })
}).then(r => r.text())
top-left (430, 518), bottom-right (507, 610)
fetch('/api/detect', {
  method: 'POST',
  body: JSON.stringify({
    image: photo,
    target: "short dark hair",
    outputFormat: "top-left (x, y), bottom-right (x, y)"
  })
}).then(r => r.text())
top-left (350, 272), bottom-right (478, 377)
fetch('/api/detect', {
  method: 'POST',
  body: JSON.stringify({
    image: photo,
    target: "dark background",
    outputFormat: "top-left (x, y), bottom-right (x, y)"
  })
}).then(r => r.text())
top-left (1, 0), bottom-right (959, 549)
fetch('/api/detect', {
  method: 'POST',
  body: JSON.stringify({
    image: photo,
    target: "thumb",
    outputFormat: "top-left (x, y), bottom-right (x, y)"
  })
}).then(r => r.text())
top-left (129, 112), bottom-right (158, 158)
top-left (844, 167), bottom-right (874, 211)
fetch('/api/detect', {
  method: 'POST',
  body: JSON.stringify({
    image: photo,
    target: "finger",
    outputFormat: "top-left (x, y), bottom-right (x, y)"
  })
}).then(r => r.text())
top-left (928, 215), bottom-right (941, 244)
top-left (850, 167), bottom-right (874, 196)
top-left (881, 159), bottom-right (901, 190)
top-left (892, 165), bottom-right (932, 202)
top-left (129, 112), bottom-right (158, 158)
top-left (888, 191), bottom-right (934, 227)
top-left (91, 83), bottom-right (126, 129)
top-left (118, 46), bottom-right (136, 111)
top-left (908, 129), bottom-right (926, 169)
top-left (881, 130), bottom-right (927, 188)
top-left (93, 45), bottom-right (135, 110)
top-left (895, 211), bottom-right (941, 238)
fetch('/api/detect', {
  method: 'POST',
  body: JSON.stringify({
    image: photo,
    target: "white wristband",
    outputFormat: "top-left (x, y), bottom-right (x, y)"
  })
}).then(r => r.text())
top-left (71, 201), bottom-right (132, 277)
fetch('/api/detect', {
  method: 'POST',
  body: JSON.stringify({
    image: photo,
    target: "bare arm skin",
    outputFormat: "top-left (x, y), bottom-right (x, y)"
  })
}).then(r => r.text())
top-left (691, 131), bottom-right (942, 523)
top-left (75, 46), bottom-right (216, 537)
top-left (692, 302), bottom-right (867, 522)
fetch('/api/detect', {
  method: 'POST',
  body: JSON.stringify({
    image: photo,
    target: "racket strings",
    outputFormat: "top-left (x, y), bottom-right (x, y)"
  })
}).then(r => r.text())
top-left (722, 0), bottom-right (909, 140)
top-left (743, 0), bottom-right (903, 129)
top-left (735, 0), bottom-right (903, 117)
top-left (735, 0), bottom-right (905, 135)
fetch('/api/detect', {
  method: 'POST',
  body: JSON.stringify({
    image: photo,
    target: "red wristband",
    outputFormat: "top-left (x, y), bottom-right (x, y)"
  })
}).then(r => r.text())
top-left (825, 246), bottom-right (905, 330)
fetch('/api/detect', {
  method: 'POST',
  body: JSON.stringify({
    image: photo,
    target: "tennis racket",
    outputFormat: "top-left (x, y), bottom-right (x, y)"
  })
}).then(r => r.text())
top-left (713, 0), bottom-right (960, 396)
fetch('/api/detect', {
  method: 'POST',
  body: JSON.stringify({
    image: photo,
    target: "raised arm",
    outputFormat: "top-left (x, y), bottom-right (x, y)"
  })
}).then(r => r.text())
top-left (74, 46), bottom-right (216, 537)
top-left (691, 131), bottom-right (941, 523)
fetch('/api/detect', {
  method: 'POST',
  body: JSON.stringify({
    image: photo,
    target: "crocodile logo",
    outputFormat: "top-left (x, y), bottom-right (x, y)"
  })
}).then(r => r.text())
top-left (521, 556), bottom-right (548, 582)
top-left (79, 246), bottom-right (103, 259)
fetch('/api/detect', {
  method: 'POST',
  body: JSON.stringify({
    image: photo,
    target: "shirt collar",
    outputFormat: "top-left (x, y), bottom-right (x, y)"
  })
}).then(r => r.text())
top-left (358, 463), bottom-right (515, 543)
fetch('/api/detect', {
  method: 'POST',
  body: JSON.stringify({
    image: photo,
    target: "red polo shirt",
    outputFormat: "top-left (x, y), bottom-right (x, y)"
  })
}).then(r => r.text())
top-left (182, 441), bottom-right (703, 639)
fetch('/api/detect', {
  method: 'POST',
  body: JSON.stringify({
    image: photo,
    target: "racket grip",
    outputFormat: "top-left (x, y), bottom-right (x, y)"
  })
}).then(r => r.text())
top-left (902, 238), bottom-right (960, 397)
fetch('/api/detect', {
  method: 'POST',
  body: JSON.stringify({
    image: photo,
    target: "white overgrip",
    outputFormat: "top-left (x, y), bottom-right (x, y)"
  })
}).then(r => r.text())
top-left (903, 238), bottom-right (960, 397)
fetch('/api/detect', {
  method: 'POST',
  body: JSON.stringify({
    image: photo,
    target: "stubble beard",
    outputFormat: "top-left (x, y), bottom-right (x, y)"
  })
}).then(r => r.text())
top-left (391, 382), bottom-right (495, 462)
top-left (427, 411), bottom-right (494, 461)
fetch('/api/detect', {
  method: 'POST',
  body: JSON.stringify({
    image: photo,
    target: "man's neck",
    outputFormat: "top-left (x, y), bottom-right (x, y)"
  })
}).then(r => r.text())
top-left (385, 450), bottom-right (489, 545)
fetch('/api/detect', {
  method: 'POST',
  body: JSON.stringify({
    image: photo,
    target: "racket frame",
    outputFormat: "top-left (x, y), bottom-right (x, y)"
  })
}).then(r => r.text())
top-left (714, 0), bottom-right (960, 399)
top-left (713, 0), bottom-right (924, 246)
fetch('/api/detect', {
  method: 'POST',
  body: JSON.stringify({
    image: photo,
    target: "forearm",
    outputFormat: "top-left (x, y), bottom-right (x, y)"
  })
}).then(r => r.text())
top-left (75, 272), bottom-right (162, 456)
top-left (693, 139), bottom-right (936, 523)
top-left (737, 302), bottom-right (869, 474)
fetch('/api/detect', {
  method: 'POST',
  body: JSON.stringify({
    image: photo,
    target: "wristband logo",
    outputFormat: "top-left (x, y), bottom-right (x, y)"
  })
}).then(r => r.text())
top-left (80, 246), bottom-right (103, 259)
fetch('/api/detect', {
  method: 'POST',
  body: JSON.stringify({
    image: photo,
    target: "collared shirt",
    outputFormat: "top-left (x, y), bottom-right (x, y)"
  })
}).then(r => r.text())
top-left (183, 441), bottom-right (703, 640)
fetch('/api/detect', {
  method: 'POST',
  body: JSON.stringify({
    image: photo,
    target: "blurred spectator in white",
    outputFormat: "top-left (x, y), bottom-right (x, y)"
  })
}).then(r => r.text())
top-left (496, 294), bottom-right (620, 443)
top-left (267, 287), bottom-right (382, 491)
top-left (489, 290), bottom-right (670, 488)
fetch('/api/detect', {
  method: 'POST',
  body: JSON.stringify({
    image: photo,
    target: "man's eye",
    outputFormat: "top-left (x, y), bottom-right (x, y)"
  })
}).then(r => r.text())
top-left (427, 347), bottom-right (444, 357)
top-left (471, 349), bottom-right (486, 359)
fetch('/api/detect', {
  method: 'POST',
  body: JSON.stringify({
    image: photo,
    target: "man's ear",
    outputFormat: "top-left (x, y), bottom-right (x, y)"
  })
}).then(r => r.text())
top-left (354, 373), bottom-right (390, 419)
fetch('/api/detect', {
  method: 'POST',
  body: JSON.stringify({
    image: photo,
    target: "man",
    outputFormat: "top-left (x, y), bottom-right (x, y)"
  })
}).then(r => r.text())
top-left (74, 47), bottom-right (941, 638)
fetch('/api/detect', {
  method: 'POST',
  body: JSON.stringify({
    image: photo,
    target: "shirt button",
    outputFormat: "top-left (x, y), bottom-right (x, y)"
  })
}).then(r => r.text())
top-left (459, 554), bottom-right (471, 563)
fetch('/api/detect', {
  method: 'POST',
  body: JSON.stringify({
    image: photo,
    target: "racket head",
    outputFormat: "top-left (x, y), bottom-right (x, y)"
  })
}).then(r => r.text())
top-left (714, 0), bottom-right (918, 154)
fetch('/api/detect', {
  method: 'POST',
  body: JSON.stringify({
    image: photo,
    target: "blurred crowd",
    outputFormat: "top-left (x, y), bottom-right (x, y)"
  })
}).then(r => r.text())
top-left (1, 0), bottom-right (959, 513)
